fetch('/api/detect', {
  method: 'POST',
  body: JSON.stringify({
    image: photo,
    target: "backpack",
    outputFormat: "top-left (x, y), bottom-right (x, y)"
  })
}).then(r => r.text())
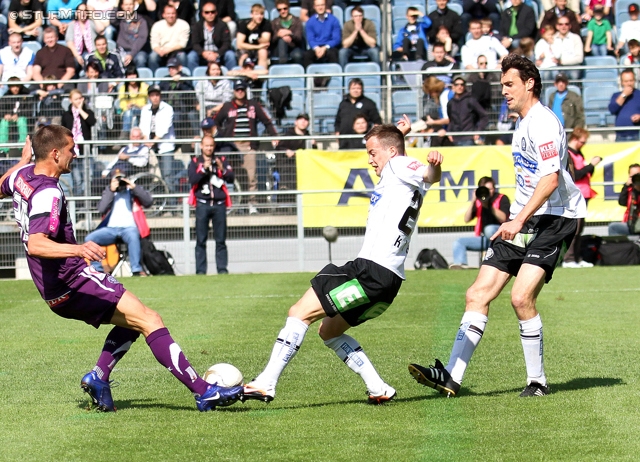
top-left (141, 237), bottom-right (175, 275)
top-left (414, 248), bottom-right (449, 270)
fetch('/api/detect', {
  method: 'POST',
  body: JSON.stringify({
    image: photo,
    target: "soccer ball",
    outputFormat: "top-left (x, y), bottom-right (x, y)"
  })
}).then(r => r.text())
top-left (203, 363), bottom-right (244, 387)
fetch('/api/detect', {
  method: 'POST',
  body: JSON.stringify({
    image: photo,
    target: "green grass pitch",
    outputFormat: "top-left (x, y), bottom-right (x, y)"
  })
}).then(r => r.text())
top-left (1, 267), bottom-right (639, 461)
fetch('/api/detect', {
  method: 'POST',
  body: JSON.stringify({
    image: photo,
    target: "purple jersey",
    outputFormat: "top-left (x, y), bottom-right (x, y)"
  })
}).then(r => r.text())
top-left (1, 164), bottom-right (88, 300)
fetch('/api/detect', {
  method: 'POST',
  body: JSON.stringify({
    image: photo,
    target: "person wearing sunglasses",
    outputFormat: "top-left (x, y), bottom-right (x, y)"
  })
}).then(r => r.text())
top-left (270, 0), bottom-right (304, 65)
top-left (188, 0), bottom-right (237, 71)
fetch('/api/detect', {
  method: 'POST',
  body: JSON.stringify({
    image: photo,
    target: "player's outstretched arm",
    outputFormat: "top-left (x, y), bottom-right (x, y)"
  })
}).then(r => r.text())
top-left (28, 233), bottom-right (106, 262)
top-left (490, 171), bottom-right (559, 241)
top-left (0, 136), bottom-right (32, 198)
top-left (423, 150), bottom-right (443, 184)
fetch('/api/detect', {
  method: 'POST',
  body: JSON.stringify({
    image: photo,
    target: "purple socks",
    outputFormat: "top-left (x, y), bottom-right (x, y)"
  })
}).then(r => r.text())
top-left (94, 326), bottom-right (141, 381)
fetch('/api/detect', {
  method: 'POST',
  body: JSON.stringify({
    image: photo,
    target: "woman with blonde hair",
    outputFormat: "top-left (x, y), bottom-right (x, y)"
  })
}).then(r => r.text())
top-left (420, 76), bottom-right (453, 147)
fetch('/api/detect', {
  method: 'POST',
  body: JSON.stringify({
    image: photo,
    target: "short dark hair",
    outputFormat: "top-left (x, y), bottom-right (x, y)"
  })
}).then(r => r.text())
top-left (364, 124), bottom-right (405, 155)
top-left (94, 35), bottom-right (107, 44)
top-left (351, 5), bottom-right (363, 15)
top-left (621, 68), bottom-right (636, 79)
top-left (33, 125), bottom-right (73, 162)
top-left (86, 61), bottom-right (101, 74)
top-left (630, 39), bottom-right (640, 48)
top-left (629, 163), bottom-right (640, 172)
top-left (432, 42), bottom-right (445, 51)
top-left (478, 176), bottom-right (495, 187)
top-left (349, 77), bottom-right (364, 90)
top-left (501, 53), bottom-right (542, 98)
top-left (352, 113), bottom-right (367, 123)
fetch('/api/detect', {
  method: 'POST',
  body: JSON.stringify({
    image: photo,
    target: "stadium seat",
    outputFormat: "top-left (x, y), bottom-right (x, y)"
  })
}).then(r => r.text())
top-left (344, 62), bottom-right (381, 95)
top-left (154, 67), bottom-right (170, 81)
top-left (332, 5), bottom-right (344, 24)
top-left (543, 84), bottom-right (581, 106)
top-left (392, 90), bottom-right (419, 120)
top-left (22, 41), bottom-right (41, 54)
top-left (585, 56), bottom-right (618, 67)
top-left (584, 65), bottom-right (618, 83)
top-left (193, 66), bottom-right (208, 78)
top-left (583, 85), bottom-right (617, 126)
top-left (395, 60), bottom-right (426, 91)
top-left (268, 64), bottom-right (305, 89)
top-left (279, 93), bottom-right (307, 126)
top-left (137, 67), bottom-right (154, 86)
top-left (306, 63), bottom-right (343, 95)
top-left (312, 93), bottom-right (341, 132)
top-left (107, 39), bottom-right (117, 52)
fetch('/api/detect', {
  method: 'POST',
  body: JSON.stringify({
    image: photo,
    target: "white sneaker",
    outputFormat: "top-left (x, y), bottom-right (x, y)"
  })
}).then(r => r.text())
top-left (578, 260), bottom-right (594, 268)
top-left (368, 384), bottom-right (397, 405)
top-left (241, 380), bottom-right (275, 403)
top-left (449, 264), bottom-right (470, 270)
top-left (562, 261), bottom-right (580, 268)
top-left (248, 205), bottom-right (258, 215)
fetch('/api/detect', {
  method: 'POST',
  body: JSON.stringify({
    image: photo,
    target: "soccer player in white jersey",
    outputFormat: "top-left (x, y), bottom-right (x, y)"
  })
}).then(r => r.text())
top-left (409, 54), bottom-right (587, 398)
top-left (242, 118), bottom-right (443, 404)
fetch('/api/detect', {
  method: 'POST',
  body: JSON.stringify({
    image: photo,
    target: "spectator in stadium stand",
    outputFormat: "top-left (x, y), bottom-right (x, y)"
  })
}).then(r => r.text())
top-left (339, 5), bottom-right (380, 69)
top-left (335, 78), bottom-right (382, 149)
top-left (131, 0), bottom-right (157, 27)
top-left (608, 163), bottom-right (640, 236)
top-left (32, 75), bottom-right (65, 126)
top-left (427, 25), bottom-right (459, 61)
top-left (499, 0), bottom-right (538, 51)
top-left (427, 0), bottom-right (463, 45)
top-left (8, 0), bottom-right (44, 42)
top-left (227, 57), bottom-right (267, 92)
top-left (552, 16), bottom-right (584, 80)
top-left (583, 5), bottom-right (613, 57)
top-left (110, 0), bottom-right (149, 68)
top-left (65, 3), bottom-right (97, 72)
top-left (102, 126), bottom-right (150, 177)
top-left (0, 33), bottom-right (34, 90)
top-left (188, 0), bottom-right (237, 72)
top-left (391, 6), bottom-right (432, 62)
top-left (159, 56), bottom-right (199, 141)
top-left (275, 113), bottom-right (315, 192)
top-left (156, 0), bottom-right (194, 23)
top-left (421, 41), bottom-right (457, 86)
top-left (195, 61), bottom-right (233, 119)
top-left (609, 68), bottom-right (640, 141)
top-left (420, 75), bottom-right (452, 147)
top-left (0, 77), bottom-right (33, 144)
top-left (214, 78), bottom-right (278, 215)
top-left (562, 128), bottom-right (600, 268)
top-left (300, 0), bottom-right (339, 23)
top-left (547, 72), bottom-right (584, 129)
top-left (86, 35), bottom-right (125, 91)
top-left (270, 0), bottom-right (304, 65)
top-left (46, 0), bottom-right (83, 38)
top-left (147, 4), bottom-right (190, 72)
top-left (188, 134), bottom-right (234, 275)
top-left (583, 0), bottom-right (610, 21)
top-left (139, 85), bottom-right (177, 192)
top-left (117, 65), bottom-right (148, 141)
top-left (87, 0), bottom-right (118, 40)
top-left (466, 54), bottom-right (500, 111)
top-left (461, 19), bottom-right (508, 70)
top-left (199, 0), bottom-right (236, 37)
top-left (615, 3), bottom-right (640, 57)
top-left (540, 0), bottom-right (582, 36)
top-left (61, 88), bottom-right (96, 194)
top-left (236, 4), bottom-right (272, 72)
top-left (32, 27), bottom-right (76, 89)
top-left (461, 0), bottom-right (500, 34)
top-left (339, 114), bottom-right (369, 150)
top-left (444, 75), bottom-right (488, 146)
top-left (303, 0), bottom-right (341, 68)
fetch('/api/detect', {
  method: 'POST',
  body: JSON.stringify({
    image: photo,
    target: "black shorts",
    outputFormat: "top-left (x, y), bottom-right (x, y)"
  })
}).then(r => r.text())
top-left (482, 215), bottom-right (577, 283)
top-left (311, 258), bottom-right (402, 327)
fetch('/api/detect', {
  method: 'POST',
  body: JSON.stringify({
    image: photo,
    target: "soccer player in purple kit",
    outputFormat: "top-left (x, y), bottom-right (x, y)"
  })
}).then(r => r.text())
top-left (0, 125), bottom-right (243, 412)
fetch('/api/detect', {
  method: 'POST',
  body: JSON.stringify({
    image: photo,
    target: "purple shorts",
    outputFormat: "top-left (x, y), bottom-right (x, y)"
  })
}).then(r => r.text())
top-left (44, 266), bottom-right (126, 328)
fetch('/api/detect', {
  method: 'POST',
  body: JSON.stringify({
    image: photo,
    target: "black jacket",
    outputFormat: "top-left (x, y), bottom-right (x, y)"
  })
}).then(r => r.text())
top-left (188, 154), bottom-right (234, 203)
top-left (335, 94), bottom-right (382, 142)
top-left (499, 4), bottom-right (538, 40)
top-left (61, 105), bottom-right (96, 140)
top-left (191, 18), bottom-right (232, 57)
top-left (427, 7), bottom-right (463, 44)
top-left (0, 87), bottom-right (34, 119)
top-left (446, 92), bottom-right (488, 143)
top-left (159, 72), bottom-right (196, 113)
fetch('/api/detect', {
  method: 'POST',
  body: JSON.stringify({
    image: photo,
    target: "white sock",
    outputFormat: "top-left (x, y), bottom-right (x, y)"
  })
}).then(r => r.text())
top-left (519, 314), bottom-right (546, 386)
top-left (446, 311), bottom-right (488, 384)
top-left (324, 334), bottom-right (386, 395)
top-left (255, 317), bottom-right (309, 387)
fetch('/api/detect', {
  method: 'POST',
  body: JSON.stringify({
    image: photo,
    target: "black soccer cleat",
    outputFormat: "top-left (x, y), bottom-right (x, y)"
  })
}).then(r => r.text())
top-left (408, 359), bottom-right (461, 397)
top-left (519, 381), bottom-right (550, 397)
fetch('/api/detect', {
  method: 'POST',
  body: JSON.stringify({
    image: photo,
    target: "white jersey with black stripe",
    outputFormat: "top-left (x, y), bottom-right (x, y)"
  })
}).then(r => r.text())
top-left (357, 155), bottom-right (432, 279)
top-left (510, 102), bottom-right (586, 219)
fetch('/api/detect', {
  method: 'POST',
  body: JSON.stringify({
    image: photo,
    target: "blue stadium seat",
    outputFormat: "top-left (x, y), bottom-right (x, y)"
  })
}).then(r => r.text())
top-left (268, 64), bottom-right (305, 89)
top-left (193, 66), bottom-right (208, 78)
top-left (392, 90), bottom-right (419, 120)
top-left (107, 39), bottom-right (117, 52)
top-left (332, 5), bottom-right (344, 24)
top-left (306, 63), bottom-right (343, 94)
top-left (344, 62), bottom-right (381, 95)
top-left (312, 93), bottom-right (341, 132)
top-left (137, 67), bottom-right (154, 86)
top-left (584, 65), bottom-right (618, 83)
top-left (585, 56), bottom-right (618, 67)
top-left (583, 85), bottom-right (617, 126)
top-left (155, 67), bottom-right (170, 81)
top-left (22, 41), bottom-right (41, 54)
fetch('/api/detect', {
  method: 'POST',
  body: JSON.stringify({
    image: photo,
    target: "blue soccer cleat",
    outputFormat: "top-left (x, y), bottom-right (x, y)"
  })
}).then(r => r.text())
top-left (81, 371), bottom-right (116, 412)
top-left (195, 384), bottom-right (244, 411)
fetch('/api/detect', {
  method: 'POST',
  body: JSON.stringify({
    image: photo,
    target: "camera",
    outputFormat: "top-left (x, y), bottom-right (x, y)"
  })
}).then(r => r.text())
top-left (632, 173), bottom-right (640, 188)
top-left (475, 186), bottom-right (490, 202)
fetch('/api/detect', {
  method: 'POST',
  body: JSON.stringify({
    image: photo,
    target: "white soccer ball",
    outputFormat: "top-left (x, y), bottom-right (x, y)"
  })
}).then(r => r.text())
top-left (203, 363), bottom-right (244, 387)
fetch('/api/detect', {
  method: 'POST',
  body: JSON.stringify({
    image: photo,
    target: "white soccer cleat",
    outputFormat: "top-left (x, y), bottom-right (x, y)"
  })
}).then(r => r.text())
top-left (367, 384), bottom-right (397, 405)
top-left (241, 381), bottom-right (275, 403)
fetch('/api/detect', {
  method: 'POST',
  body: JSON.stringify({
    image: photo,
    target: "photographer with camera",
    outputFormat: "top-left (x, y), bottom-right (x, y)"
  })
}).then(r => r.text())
top-left (608, 163), bottom-right (640, 236)
top-left (188, 135), bottom-right (234, 275)
top-left (85, 169), bottom-right (154, 276)
top-left (450, 176), bottom-right (510, 269)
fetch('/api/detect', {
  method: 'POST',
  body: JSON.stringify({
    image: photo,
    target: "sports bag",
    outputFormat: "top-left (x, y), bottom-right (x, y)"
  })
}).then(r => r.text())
top-left (414, 248), bottom-right (449, 269)
top-left (141, 237), bottom-right (175, 275)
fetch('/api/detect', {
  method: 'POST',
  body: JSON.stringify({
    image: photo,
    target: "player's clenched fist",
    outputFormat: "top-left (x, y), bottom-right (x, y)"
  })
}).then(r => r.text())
top-left (426, 150), bottom-right (443, 166)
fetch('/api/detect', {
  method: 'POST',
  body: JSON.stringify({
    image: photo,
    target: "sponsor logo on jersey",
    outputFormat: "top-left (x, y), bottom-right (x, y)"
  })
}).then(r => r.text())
top-left (484, 248), bottom-right (494, 260)
top-left (406, 160), bottom-right (424, 171)
top-left (527, 253), bottom-right (540, 258)
top-left (15, 175), bottom-right (33, 199)
top-left (539, 141), bottom-right (558, 160)
top-left (513, 152), bottom-right (537, 173)
top-left (45, 291), bottom-right (70, 307)
top-left (370, 191), bottom-right (381, 206)
top-left (49, 197), bottom-right (60, 233)
top-left (521, 137), bottom-right (526, 151)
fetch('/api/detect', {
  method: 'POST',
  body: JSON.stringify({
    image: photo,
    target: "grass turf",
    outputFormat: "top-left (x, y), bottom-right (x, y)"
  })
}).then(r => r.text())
top-left (0, 267), bottom-right (639, 461)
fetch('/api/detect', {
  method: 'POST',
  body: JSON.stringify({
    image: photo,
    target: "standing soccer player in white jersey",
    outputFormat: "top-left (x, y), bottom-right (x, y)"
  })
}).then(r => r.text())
top-left (242, 118), bottom-right (444, 404)
top-left (409, 54), bottom-right (587, 398)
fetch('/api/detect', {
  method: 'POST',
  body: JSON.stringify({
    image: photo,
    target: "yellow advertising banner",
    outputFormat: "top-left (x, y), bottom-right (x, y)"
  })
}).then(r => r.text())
top-left (297, 143), bottom-right (640, 228)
